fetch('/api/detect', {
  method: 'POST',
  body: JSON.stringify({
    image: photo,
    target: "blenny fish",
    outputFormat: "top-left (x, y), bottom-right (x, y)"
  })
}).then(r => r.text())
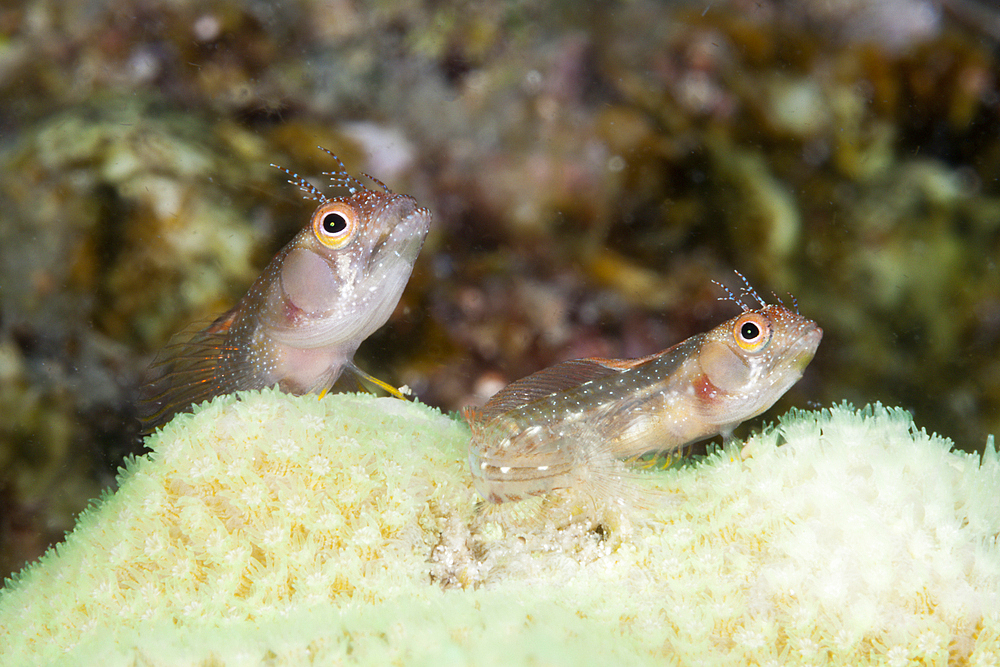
top-left (139, 148), bottom-right (432, 433)
top-left (463, 274), bottom-right (822, 504)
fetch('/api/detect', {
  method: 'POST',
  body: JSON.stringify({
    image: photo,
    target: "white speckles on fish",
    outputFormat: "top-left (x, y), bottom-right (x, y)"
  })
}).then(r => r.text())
top-left (463, 273), bottom-right (822, 504)
top-left (139, 148), bottom-right (432, 433)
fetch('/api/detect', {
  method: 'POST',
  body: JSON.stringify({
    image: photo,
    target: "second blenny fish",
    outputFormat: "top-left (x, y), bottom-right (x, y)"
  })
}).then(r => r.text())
top-left (139, 148), bottom-right (432, 433)
top-left (463, 275), bottom-right (822, 504)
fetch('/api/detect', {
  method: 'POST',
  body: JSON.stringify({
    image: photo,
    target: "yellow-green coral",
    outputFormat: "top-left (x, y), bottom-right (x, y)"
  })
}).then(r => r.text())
top-left (1, 391), bottom-right (998, 666)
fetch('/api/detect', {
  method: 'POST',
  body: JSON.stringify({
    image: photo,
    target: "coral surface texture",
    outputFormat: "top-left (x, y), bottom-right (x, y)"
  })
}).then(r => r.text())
top-left (0, 391), bottom-right (998, 666)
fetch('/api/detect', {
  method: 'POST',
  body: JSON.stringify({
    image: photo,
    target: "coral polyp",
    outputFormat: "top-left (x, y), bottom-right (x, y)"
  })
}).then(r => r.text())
top-left (1, 391), bottom-right (998, 665)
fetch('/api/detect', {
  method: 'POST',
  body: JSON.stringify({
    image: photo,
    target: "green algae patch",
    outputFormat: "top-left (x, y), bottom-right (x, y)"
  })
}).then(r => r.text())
top-left (2, 392), bottom-right (999, 666)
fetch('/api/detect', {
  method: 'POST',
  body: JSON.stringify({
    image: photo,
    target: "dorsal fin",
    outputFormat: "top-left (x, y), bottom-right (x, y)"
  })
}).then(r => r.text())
top-left (202, 304), bottom-right (242, 334)
top-left (479, 358), bottom-right (628, 420)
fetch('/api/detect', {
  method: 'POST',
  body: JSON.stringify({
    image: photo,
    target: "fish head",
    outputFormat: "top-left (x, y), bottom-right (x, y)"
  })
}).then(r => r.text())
top-left (696, 303), bottom-right (822, 421)
top-left (261, 157), bottom-right (432, 352)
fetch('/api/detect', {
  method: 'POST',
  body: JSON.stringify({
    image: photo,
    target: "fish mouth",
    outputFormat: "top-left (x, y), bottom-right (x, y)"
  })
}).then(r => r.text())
top-left (786, 323), bottom-right (823, 373)
top-left (364, 198), bottom-right (430, 261)
top-left (393, 206), bottom-right (433, 242)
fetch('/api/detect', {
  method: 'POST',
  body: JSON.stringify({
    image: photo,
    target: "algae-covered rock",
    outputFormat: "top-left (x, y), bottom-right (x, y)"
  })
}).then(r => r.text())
top-left (1, 391), bottom-right (998, 665)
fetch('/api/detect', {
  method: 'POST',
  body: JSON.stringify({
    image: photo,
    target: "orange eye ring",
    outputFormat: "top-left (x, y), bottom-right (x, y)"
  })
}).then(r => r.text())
top-left (732, 312), bottom-right (772, 352)
top-left (311, 201), bottom-right (359, 249)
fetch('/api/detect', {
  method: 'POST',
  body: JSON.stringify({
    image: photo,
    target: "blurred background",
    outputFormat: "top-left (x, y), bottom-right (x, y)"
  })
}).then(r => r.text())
top-left (2, 0), bottom-right (999, 581)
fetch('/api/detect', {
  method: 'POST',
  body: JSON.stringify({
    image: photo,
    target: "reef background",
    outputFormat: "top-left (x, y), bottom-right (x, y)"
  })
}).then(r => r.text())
top-left (1, 0), bottom-right (999, 581)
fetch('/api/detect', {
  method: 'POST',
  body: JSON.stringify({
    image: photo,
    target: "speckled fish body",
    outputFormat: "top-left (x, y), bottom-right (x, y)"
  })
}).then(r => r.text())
top-left (464, 287), bottom-right (822, 504)
top-left (139, 149), bottom-right (432, 433)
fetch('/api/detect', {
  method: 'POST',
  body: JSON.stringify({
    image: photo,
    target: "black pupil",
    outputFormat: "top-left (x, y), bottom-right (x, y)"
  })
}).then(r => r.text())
top-left (323, 212), bottom-right (348, 235)
top-left (740, 321), bottom-right (760, 341)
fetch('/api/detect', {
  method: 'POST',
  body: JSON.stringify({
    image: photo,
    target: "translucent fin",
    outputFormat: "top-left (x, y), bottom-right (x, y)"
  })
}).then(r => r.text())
top-left (479, 358), bottom-right (627, 419)
top-left (469, 415), bottom-right (671, 513)
top-left (591, 393), bottom-right (692, 460)
top-left (461, 405), bottom-right (483, 430)
top-left (138, 332), bottom-right (228, 434)
top-left (137, 309), bottom-right (255, 434)
top-left (340, 361), bottom-right (408, 400)
top-left (468, 417), bottom-right (611, 503)
top-left (631, 443), bottom-right (692, 471)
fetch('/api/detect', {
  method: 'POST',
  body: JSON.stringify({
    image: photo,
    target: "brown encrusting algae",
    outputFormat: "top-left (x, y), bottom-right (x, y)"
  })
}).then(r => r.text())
top-left (464, 275), bottom-right (822, 503)
top-left (139, 150), bottom-right (431, 432)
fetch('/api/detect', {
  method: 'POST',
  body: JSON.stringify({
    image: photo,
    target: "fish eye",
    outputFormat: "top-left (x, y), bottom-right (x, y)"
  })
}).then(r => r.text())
top-left (311, 202), bottom-right (359, 248)
top-left (322, 212), bottom-right (347, 234)
top-left (732, 312), bottom-right (772, 352)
